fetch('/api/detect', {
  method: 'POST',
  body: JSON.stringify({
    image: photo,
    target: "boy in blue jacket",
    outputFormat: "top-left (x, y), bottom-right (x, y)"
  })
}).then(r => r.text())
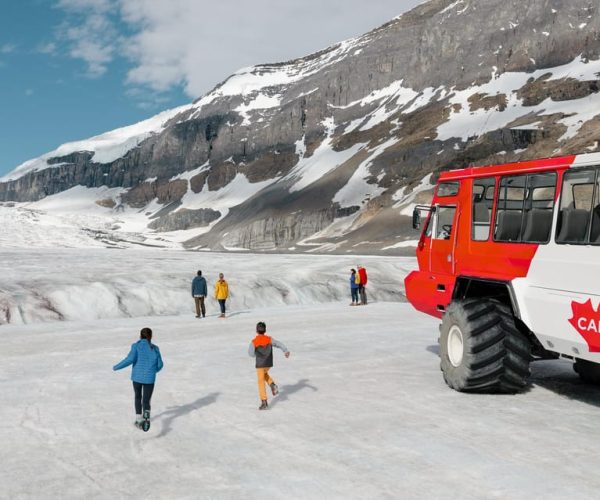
top-left (113, 327), bottom-right (164, 431)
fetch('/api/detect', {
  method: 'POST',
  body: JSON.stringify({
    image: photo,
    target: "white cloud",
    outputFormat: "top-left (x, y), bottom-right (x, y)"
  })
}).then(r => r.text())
top-left (54, 0), bottom-right (423, 96)
top-left (55, 0), bottom-right (120, 77)
top-left (37, 42), bottom-right (58, 55)
top-left (1, 43), bottom-right (16, 54)
top-left (56, 0), bottom-right (113, 13)
top-left (118, 0), bottom-right (424, 98)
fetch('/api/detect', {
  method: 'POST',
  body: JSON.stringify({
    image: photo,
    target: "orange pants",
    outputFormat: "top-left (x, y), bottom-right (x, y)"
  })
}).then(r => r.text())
top-left (256, 368), bottom-right (274, 400)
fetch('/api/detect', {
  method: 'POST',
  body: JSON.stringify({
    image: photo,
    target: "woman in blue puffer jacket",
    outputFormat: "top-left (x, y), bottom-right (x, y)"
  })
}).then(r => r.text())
top-left (113, 327), bottom-right (163, 430)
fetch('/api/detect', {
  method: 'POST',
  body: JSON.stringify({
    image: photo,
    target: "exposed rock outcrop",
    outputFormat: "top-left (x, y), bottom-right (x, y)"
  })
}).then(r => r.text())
top-left (147, 208), bottom-right (221, 232)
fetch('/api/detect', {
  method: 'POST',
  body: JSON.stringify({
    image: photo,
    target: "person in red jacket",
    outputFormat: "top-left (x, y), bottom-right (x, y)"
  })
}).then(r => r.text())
top-left (358, 265), bottom-right (368, 305)
top-left (248, 321), bottom-right (290, 410)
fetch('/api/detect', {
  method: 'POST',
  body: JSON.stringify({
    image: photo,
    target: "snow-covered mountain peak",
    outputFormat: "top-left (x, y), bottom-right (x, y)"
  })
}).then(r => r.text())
top-left (0, 103), bottom-right (195, 182)
top-left (2, 0), bottom-right (600, 255)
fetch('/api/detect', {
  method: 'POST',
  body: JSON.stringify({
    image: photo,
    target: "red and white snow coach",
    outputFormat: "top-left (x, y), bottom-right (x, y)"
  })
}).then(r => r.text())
top-left (405, 152), bottom-right (600, 392)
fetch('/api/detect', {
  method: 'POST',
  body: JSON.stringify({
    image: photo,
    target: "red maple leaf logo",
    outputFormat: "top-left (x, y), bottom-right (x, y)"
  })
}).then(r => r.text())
top-left (568, 299), bottom-right (600, 353)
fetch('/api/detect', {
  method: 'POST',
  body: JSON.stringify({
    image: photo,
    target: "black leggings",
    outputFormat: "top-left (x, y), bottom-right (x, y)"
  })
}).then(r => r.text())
top-left (133, 382), bottom-right (155, 414)
top-left (218, 299), bottom-right (226, 314)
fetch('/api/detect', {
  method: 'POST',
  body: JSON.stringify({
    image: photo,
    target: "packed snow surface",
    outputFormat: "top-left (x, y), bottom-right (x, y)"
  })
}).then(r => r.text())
top-left (2, 301), bottom-right (600, 499)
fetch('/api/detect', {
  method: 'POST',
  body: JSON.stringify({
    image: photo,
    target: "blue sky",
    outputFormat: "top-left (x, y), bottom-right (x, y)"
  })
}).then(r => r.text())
top-left (0, 0), bottom-right (422, 176)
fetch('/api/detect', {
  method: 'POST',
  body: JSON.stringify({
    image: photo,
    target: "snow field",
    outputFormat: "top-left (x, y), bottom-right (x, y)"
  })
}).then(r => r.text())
top-left (2, 302), bottom-right (600, 499)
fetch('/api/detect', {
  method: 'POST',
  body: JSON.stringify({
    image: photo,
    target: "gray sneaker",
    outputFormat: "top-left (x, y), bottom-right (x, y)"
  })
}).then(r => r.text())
top-left (270, 383), bottom-right (279, 396)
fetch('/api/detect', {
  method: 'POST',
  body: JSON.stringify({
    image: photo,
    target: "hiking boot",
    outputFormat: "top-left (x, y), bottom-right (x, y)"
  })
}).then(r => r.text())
top-left (134, 414), bottom-right (143, 429)
top-left (270, 383), bottom-right (279, 396)
top-left (141, 410), bottom-right (151, 432)
top-left (258, 400), bottom-right (268, 410)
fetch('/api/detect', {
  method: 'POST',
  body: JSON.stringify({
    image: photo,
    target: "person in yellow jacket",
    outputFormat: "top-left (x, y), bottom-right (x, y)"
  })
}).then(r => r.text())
top-left (214, 273), bottom-right (229, 318)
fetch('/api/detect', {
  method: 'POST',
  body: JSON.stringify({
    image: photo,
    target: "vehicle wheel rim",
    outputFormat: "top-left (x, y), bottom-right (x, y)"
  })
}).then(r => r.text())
top-left (447, 325), bottom-right (464, 367)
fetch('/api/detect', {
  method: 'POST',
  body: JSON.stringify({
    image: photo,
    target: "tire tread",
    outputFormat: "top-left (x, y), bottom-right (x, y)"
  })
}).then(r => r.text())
top-left (440, 299), bottom-right (531, 393)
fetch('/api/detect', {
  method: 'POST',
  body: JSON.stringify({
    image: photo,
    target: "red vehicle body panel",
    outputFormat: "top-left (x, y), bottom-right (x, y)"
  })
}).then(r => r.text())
top-left (405, 155), bottom-right (576, 319)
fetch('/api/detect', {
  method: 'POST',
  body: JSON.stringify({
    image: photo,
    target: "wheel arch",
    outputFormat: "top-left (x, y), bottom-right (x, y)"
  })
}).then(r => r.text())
top-left (452, 277), bottom-right (521, 319)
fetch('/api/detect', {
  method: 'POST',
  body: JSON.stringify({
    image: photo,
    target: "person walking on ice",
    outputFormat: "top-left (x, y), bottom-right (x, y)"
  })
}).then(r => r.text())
top-left (248, 321), bottom-right (290, 410)
top-left (214, 272), bottom-right (229, 318)
top-left (191, 270), bottom-right (207, 318)
top-left (357, 264), bottom-right (368, 305)
top-left (350, 268), bottom-right (360, 306)
top-left (113, 327), bottom-right (164, 431)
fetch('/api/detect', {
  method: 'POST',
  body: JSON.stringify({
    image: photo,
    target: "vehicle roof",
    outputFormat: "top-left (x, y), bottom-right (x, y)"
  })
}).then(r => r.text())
top-left (439, 154), bottom-right (576, 181)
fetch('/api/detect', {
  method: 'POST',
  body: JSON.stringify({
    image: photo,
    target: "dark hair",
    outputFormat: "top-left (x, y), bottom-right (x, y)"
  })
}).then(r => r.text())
top-left (256, 322), bottom-right (266, 334)
top-left (140, 327), bottom-right (155, 349)
top-left (351, 268), bottom-right (356, 273)
top-left (197, 270), bottom-right (202, 276)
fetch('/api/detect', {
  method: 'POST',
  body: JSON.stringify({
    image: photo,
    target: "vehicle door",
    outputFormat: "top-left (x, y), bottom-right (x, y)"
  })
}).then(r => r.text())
top-left (430, 204), bottom-right (458, 276)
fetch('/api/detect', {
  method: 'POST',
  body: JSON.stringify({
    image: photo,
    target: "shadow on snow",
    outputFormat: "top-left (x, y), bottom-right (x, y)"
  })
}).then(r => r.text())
top-left (425, 344), bottom-right (600, 406)
top-left (269, 378), bottom-right (318, 408)
top-left (154, 392), bottom-right (220, 437)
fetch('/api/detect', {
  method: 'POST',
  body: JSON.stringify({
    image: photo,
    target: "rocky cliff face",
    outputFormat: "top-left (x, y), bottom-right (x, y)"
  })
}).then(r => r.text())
top-left (2, 0), bottom-right (600, 253)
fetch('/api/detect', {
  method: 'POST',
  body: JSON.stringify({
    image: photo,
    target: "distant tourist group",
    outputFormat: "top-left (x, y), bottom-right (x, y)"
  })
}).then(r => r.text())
top-left (112, 263), bottom-right (368, 429)
top-left (349, 265), bottom-right (368, 306)
top-left (191, 270), bottom-right (229, 318)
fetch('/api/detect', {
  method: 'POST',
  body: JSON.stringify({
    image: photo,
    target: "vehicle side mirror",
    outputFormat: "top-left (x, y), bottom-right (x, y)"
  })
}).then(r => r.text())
top-left (412, 207), bottom-right (421, 229)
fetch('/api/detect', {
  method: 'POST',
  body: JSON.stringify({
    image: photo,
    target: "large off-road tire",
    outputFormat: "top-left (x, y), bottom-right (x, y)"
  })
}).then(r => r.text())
top-left (574, 359), bottom-right (600, 385)
top-left (439, 298), bottom-right (531, 393)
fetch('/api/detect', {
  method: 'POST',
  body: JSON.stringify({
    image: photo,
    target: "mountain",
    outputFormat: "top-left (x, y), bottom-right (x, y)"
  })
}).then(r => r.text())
top-left (2, 0), bottom-right (600, 253)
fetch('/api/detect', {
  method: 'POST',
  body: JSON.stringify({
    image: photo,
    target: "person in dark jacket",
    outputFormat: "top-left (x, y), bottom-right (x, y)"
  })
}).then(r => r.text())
top-left (350, 268), bottom-right (360, 306)
top-left (113, 327), bottom-right (164, 430)
top-left (248, 321), bottom-right (290, 410)
top-left (191, 270), bottom-right (208, 318)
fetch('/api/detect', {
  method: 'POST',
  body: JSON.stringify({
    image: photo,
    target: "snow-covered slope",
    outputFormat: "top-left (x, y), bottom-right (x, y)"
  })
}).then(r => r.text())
top-left (0, 104), bottom-right (196, 182)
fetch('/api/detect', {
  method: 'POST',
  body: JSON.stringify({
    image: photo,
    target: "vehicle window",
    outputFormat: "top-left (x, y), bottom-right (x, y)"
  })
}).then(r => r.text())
top-left (495, 175), bottom-right (526, 242)
top-left (573, 184), bottom-right (594, 211)
top-left (592, 173), bottom-right (600, 244)
top-left (495, 172), bottom-right (556, 243)
top-left (423, 210), bottom-right (433, 238)
top-left (498, 186), bottom-right (525, 201)
top-left (434, 206), bottom-right (456, 240)
top-left (532, 186), bottom-right (555, 202)
top-left (472, 177), bottom-right (495, 241)
top-left (437, 182), bottom-right (460, 197)
top-left (557, 168), bottom-right (599, 244)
